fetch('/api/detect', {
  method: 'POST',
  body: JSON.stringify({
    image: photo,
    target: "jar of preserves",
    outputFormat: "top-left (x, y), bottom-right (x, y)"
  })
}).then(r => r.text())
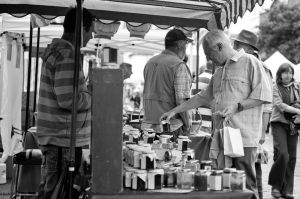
top-left (209, 170), bottom-right (223, 191)
top-left (231, 170), bottom-right (246, 191)
top-left (194, 170), bottom-right (209, 191)
top-left (177, 169), bottom-right (194, 189)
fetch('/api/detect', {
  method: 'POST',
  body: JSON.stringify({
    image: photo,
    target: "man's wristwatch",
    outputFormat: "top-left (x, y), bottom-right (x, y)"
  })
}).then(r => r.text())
top-left (237, 102), bottom-right (244, 112)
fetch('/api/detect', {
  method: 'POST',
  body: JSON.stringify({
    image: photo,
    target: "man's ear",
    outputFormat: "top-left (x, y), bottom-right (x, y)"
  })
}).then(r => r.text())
top-left (216, 43), bottom-right (223, 51)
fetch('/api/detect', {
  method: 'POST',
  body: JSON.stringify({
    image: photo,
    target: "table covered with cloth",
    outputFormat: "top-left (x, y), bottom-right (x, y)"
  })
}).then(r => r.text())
top-left (91, 190), bottom-right (257, 199)
top-left (189, 134), bottom-right (212, 162)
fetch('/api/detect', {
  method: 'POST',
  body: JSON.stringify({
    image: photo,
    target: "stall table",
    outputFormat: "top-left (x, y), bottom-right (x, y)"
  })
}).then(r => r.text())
top-left (91, 190), bottom-right (257, 199)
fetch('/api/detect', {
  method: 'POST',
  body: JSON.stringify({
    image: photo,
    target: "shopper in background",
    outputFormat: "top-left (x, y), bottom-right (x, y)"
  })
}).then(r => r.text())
top-left (120, 62), bottom-right (133, 80)
top-left (160, 30), bottom-right (272, 196)
top-left (233, 29), bottom-right (273, 199)
top-left (268, 63), bottom-right (299, 199)
top-left (37, 8), bottom-right (94, 199)
top-left (142, 29), bottom-right (193, 138)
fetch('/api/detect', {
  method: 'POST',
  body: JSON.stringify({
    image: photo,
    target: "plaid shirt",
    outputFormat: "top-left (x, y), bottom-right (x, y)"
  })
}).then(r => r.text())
top-left (198, 50), bottom-right (272, 147)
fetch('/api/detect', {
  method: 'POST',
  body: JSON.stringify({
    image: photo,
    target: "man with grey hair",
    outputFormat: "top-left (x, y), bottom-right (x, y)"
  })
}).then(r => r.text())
top-left (160, 29), bottom-right (272, 196)
top-left (142, 28), bottom-right (193, 138)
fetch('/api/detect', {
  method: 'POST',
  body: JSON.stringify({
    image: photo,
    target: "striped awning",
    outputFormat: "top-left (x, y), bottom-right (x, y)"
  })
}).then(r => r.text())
top-left (0, 0), bottom-right (265, 30)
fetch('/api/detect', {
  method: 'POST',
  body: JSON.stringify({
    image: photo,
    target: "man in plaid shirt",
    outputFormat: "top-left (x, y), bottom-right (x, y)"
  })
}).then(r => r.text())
top-left (161, 30), bottom-right (272, 197)
top-left (142, 29), bottom-right (193, 137)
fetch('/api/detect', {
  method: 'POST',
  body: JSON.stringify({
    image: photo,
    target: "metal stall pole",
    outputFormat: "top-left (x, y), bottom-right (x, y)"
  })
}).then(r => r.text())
top-left (195, 29), bottom-right (200, 93)
top-left (24, 25), bottom-right (33, 132)
top-left (32, 27), bottom-right (40, 126)
top-left (69, 1), bottom-right (83, 198)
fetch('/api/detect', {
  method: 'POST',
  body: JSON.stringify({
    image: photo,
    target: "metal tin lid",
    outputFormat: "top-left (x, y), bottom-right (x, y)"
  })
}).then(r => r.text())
top-left (161, 120), bottom-right (170, 124)
top-left (178, 136), bottom-right (189, 139)
top-left (200, 160), bottom-right (212, 164)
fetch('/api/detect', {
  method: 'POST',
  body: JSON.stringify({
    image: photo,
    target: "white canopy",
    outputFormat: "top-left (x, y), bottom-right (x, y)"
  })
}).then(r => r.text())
top-left (264, 51), bottom-right (300, 81)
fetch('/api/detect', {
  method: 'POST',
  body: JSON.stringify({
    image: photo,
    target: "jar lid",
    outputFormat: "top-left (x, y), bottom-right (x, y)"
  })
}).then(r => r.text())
top-left (160, 135), bottom-right (172, 138)
top-left (200, 160), bottom-right (212, 164)
top-left (178, 136), bottom-right (189, 139)
top-left (161, 120), bottom-right (170, 124)
top-left (144, 128), bottom-right (154, 133)
top-left (149, 169), bottom-right (164, 174)
top-left (134, 170), bottom-right (147, 174)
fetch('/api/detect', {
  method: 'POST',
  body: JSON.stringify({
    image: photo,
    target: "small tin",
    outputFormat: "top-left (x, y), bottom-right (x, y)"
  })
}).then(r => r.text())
top-left (124, 168), bottom-right (137, 188)
top-left (148, 169), bottom-right (164, 190)
top-left (163, 167), bottom-right (177, 187)
top-left (177, 136), bottom-right (190, 151)
top-left (141, 151), bottom-right (156, 170)
top-left (132, 170), bottom-right (148, 190)
top-left (161, 120), bottom-right (171, 133)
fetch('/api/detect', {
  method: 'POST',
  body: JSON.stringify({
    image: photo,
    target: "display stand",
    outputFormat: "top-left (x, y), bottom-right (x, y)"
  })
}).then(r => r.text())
top-left (90, 69), bottom-right (256, 199)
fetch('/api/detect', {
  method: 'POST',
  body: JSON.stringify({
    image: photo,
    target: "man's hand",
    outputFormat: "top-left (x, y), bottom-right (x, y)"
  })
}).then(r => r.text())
top-left (160, 110), bottom-right (176, 123)
top-left (293, 115), bottom-right (300, 124)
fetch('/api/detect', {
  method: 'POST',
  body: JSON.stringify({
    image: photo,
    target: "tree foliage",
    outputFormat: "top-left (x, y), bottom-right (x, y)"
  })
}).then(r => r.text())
top-left (258, 3), bottom-right (300, 64)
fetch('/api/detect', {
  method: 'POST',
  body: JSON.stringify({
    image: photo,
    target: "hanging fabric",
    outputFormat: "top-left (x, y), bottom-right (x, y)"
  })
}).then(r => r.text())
top-left (0, 32), bottom-right (24, 162)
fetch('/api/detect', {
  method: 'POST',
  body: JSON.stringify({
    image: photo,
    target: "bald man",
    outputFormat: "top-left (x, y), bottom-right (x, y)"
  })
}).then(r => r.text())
top-left (160, 30), bottom-right (272, 196)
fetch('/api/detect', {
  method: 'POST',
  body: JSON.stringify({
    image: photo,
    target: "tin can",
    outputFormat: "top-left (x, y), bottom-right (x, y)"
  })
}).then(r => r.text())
top-left (194, 170), bottom-right (209, 191)
top-left (177, 136), bottom-right (190, 151)
top-left (124, 168), bottom-right (137, 188)
top-left (163, 167), bottom-right (177, 187)
top-left (132, 170), bottom-right (148, 190)
top-left (161, 120), bottom-right (171, 133)
top-left (141, 151), bottom-right (156, 170)
top-left (148, 169), bottom-right (164, 190)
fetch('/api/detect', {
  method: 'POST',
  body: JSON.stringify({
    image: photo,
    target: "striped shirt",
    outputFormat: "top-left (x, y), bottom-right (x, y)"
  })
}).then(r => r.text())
top-left (36, 39), bottom-right (91, 147)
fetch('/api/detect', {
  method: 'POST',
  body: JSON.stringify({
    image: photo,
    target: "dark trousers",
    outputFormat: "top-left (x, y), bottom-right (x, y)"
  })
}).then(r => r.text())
top-left (255, 162), bottom-right (263, 199)
top-left (268, 122), bottom-right (298, 195)
top-left (232, 147), bottom-right (258, 197)
top-left (38, 145), bottom-right (82, 199)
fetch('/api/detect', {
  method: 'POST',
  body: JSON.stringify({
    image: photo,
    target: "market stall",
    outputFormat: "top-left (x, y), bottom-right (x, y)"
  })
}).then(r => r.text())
top-left (0, 1), bottom-right (265, 198)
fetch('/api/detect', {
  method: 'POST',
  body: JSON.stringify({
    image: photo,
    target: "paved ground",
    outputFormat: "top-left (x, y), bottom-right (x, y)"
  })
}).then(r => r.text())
top-left (261, 133), bottom-right (300, 199)
top-left (1, 133), bottom-right (300, 199)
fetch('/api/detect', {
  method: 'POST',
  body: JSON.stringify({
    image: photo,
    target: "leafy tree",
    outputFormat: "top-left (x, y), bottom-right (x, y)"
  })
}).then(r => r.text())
top-left (258, 3), bottom-right (300, 64)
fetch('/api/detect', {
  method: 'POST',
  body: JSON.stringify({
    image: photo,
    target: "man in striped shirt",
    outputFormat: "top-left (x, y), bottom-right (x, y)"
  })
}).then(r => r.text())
top-left (37, 8), bottom-right (94, 198)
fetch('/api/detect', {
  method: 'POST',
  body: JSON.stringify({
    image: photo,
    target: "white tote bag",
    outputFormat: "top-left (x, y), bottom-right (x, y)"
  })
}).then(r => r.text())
top-left (223, 126), bottom-right (244, 157)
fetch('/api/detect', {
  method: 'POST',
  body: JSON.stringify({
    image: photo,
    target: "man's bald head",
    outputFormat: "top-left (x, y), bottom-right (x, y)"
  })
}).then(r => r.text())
top-left (202, 30), bottom-right (234, 66)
